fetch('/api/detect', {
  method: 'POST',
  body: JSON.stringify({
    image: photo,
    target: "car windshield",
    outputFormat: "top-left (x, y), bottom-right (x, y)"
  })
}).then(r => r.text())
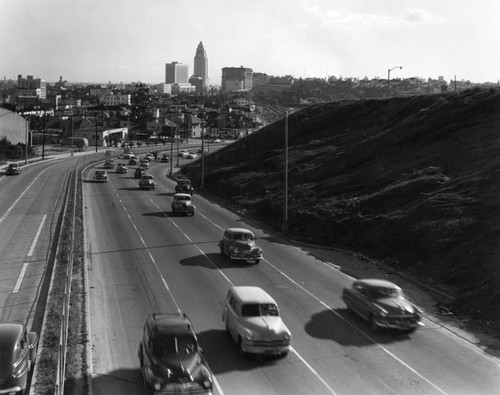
top-left (176, 196), bottom-right (190, 201)
top-left (370, 287), bottom-right (403, 299)
top-left (152, 334), bottom-right (197, 357)
top-left (241, 303), bottom-right (279, 317)
top-left (232, 232), bottom-right (254, 241)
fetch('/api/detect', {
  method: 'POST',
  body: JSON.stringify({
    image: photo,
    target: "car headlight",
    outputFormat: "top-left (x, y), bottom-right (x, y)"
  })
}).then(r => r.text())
top-left (232, 248), bottom-right (240, 254)
top-left (202, 377), bottom-right (213, 389)
top-left (154, 382), bottom-right (162, 391)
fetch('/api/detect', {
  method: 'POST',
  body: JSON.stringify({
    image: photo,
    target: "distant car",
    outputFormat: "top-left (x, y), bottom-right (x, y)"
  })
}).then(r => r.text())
top-left (139, 174), bottom-right (156, 190)
top-left (103, 160), bottom-right (115, 169)
top-left (175, 179), bottom-right (193, 195)
top-left (129, 158), bottom-right (139, 166)
top-left (178, 150), bottom-right (189, 157)
top-left (197, 147), bottom-right (208, 153)
top-left (116, 163), bottom-right (128, 174)
top-left (218, 228), bottom-right (262, 264)
top-left (186, 152), bottom-right (198, 159)
top-left (342, 279), bottom-right (425, 332)
top-left (5, 163), bottom-right (21, 175)
top-left (134, 167), bottom-right (146, 179)
top-left (145, 153), bottom-right (155, 162)
top-left (213, 138), bottom-right (222, 143)
top-left (0, 323), bottom-right (38, 394)
top-left (160, 154), bottom-right (170, 163)
top-left (138, 313), bottom-right (213, 394)
top-left (139, 160), bottom-right (149, 169)
top-left (171, 193), bottom-right (195, 216)
top-left (123, 153), bottom-right (132, 160)
top-left (93, 170), bottom-right (109, 183)
top-left (222, 286), bottom-right (291, 356)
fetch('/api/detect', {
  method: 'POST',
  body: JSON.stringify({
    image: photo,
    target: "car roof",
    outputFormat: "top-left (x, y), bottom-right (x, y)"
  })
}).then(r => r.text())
top-left (0, 323), bottom-right (23, 347)
top-left (354, 279), bottom-right (401, 289)
top-left (174, 193), bottom-right (191, 198)
top-left (141, 174), bottom-right (154, 178)
top-left (148, 313), bottom-right (194, 337)
top-left (229, 286), bottom-right (276, 304)
top-left (225, 228), bottom-right (254, 235)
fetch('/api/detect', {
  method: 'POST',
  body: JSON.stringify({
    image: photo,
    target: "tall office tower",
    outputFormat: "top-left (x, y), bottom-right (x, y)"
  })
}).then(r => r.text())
top-left (165, 62), bottom-right (189, 84)
top-left (193, 41), bottom-right (208, 89)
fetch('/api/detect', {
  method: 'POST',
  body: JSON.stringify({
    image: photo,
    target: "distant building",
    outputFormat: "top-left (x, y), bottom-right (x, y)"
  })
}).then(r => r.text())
top-left (101, 94), bottom-right (131, 106)
top-left (193, 41), bottom-right (208, 91)
top-left (17, 74), bottom-right (46, 102)
top-left (165, 62), bottom-right (189, 84)
top-left (221, 67), bottom-right (253, 92)
top-left (0, 107), bottom-right (28, 144)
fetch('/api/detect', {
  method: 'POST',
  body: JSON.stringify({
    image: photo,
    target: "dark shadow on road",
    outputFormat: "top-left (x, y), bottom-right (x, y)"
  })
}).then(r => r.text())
top-left (90, 368), bottom-right (145, 395)
top-left (197, 329), bottom-right (285, 376)
top-left (180, 252), bottom-right (258, 269)
top-left (305, 308), bottom-right (413, 347)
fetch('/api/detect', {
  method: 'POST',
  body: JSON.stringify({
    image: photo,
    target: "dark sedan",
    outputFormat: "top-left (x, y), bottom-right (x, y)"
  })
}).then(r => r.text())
top-left (0, 323), bottom-right (38, 394)
top-left (342, 279), bottom-right (424, 332)
top-left (5, 163), bottom-right (22, 175)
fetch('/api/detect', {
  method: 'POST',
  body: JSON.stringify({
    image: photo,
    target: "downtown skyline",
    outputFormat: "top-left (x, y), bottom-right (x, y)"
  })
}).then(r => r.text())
top-left (1, 0), bottom-right (499, 86)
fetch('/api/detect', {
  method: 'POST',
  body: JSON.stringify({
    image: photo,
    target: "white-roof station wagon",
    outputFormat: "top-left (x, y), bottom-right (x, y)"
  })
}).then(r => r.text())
top-left (222, 286), bottom-right (291, 357)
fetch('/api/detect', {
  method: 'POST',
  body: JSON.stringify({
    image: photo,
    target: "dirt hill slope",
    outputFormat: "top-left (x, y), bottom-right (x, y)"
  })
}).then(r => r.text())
top-left (183, 88), bottom-right (500, 334)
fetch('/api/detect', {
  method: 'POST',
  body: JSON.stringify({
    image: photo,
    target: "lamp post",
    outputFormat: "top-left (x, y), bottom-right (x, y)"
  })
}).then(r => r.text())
top-left (387, 66), bottom-right (402, 96)
top-left (201, 112), bottom-right (205, 188)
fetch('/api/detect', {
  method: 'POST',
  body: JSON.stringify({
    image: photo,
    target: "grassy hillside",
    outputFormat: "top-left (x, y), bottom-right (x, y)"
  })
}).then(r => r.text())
top-left (183, 88), bottom-right (500, 334)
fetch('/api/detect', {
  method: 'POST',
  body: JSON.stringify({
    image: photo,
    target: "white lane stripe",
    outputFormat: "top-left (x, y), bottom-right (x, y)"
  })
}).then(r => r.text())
top-left (28, 214), bottom-right (47, 256)
top-left (13, 263), bottom-right (29, 293)
top-left (0, 166), bottom-right (53, 225)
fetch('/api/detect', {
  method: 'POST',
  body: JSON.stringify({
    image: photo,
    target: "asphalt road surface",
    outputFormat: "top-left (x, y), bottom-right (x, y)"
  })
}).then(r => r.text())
top-left (83, 158), bottom-right (500, 395)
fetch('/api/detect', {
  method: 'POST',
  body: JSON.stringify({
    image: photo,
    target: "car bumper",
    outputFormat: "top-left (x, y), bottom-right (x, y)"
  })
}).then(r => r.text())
top-left (242, 341), bottom-right (290, 355)
top-left (229, 252), bottom-right (262, 262)
top-left (374, 316), bottom-right (425, 330)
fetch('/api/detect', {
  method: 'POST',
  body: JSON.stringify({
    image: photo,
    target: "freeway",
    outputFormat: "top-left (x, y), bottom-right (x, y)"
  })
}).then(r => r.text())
top-left (84, 157), bottom-right (500, 395)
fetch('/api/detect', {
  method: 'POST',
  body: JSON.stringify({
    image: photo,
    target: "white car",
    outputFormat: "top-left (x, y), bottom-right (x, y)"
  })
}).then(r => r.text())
top-left (222, 286), bottom-right (291, 356)
top-left (187, 152), bottom-right (198, 159)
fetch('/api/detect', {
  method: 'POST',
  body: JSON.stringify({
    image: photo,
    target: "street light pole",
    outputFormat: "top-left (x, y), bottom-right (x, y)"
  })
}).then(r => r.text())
top-left (201, 113), bottom-right (205, 188)
top-left (387, 66), bottom-right (402, 96)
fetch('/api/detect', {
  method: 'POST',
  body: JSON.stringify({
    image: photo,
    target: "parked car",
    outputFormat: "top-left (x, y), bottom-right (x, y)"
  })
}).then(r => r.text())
top-left (93, 170), bottom-right (109, 183)
top-left (0, 323), bottom-right (38, 394)
top-left (134, 167), bottom-right (146, 179)
top-left (222, 286), bottom-right (291, 356)
top-left (144, 153), bottom-right (155, 162)
top-left (342, 279), bottom-right (425, 332)
top-left (116, 163), bottom-right (128, 174)
top-left (139, 174), bottom-right (156, 190)
top-left (218, 228), bottom-right (262, 264)
top-left (175, 179), bottom-right (193, 195)
top-left (5, 163), bottom-right (21, 175)
top-left (160, 154), bottom-right (170, 163)
top-left (171, 193), bottom-right (195, 215)
top-left (129, 156), bottom-right (139, 166)
top-left (139, 160), bottom-right (149, 169)
top-left (138, 313), bottom-right (213, 394)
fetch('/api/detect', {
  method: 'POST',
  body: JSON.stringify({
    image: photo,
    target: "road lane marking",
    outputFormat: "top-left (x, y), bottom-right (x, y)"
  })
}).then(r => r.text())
top-left (28, 214), bottom-right (47, 256)
top-left (13, 262), bottom-right (29, 293)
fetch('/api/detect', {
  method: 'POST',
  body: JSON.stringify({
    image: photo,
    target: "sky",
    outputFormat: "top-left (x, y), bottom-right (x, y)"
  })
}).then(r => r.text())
top-left (1, 0), bottom-right (499, 85)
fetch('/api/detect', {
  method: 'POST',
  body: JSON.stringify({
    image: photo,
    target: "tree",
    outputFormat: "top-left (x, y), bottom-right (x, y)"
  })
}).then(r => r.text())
top-left (130, 84), bottom-right (154, 136)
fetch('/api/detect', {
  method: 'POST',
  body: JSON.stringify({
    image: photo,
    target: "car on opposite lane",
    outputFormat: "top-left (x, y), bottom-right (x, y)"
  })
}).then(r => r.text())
top-left (0, 323), bottom-right (38, 395)
top-left (5, 163), bottom-right (22, 175)
top-left (342, 278), bottom-right (425, 332)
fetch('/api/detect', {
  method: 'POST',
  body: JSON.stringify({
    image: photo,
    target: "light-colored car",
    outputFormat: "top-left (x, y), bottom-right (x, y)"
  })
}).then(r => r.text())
top-left (186, 152), bottom-right (198, 159)
top-left (139, 174), bottom-right (156, 190)
top-left (222, 286), bottom-right (291, 356)
top-left (218, 228), bottom-right (262, 264)
top-left (93, 170), bottom-right (109, 183)
top-left (342, 279), bottom-right (425, 332)
top-left (171, 193), bottom-right (195, 216)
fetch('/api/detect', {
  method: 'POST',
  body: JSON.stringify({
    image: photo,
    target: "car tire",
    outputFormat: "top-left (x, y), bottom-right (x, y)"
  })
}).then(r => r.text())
top-left (238, 337), bottom-right (247, 356)
top-left (254, 259), bottom-right (260, 264)
top-left (219, 246), bottom-right (224, 255)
